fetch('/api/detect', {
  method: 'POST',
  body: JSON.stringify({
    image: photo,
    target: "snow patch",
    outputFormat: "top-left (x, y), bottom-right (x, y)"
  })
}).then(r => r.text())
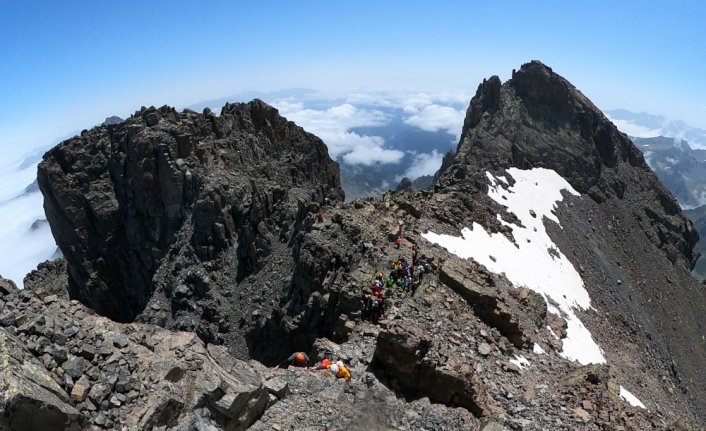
top-left (533, 343), bottom-right (546, 355)
top-left (619, 386), bottom-right (646, 409)
top-left (510, 355), bottom-right (530, 370)
top-left (422, 167), bottom-right (606, 365)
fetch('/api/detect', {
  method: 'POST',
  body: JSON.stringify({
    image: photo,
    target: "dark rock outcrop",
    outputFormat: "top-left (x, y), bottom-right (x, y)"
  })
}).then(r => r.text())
top-left (373, 321), bottom-right (497, 417)
top-left (23, 258), bottom-right (69, 298)
top-left (38, 101), bottom-right (343, 323)
top-left (0, 275), bottom-right (17, 296)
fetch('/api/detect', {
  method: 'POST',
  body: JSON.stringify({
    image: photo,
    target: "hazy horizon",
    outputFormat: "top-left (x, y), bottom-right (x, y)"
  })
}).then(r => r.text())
top-left (2, 1), bottom-right (706, 161)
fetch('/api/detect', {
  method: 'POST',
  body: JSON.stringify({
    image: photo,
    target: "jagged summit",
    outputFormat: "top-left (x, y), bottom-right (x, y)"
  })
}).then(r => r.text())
top-left (38, 100), bottom-right (343, 322)
top-left (452, 60), bottom-right (645, 184)
top-left (441, 60), bottom-right (699, 270)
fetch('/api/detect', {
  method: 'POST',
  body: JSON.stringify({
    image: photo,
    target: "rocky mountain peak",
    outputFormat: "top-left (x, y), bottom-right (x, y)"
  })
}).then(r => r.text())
top-left (38, 100), bottom-right (343, 322)
top-left (442, 60), bottom-right (699, 269)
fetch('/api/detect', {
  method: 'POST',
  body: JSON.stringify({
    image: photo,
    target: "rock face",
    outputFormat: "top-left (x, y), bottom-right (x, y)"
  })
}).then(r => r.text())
top-left (0, 285), bottom-right (272, 430)
top-left (434, 60), bottom-right (706, 423)
top-left (38, 101), bottom-right (342, 322)
top-left (0, 328), bottom-right (80, 430)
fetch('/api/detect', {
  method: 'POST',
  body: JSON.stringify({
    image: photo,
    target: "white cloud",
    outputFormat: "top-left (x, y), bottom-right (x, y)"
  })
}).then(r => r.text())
top-left (343, 144), bottom-right (404, 165)
top-left (403, 104), bottom-right (465, 140)
top-left (272, 100), bottom-right (404, 165)
top-left (396, 150), bottom-right (444, 181)
top-left (344, 91), bottom-right (470, 110)
top-left (607, 118), bottom-right (662, 138)
top-left (0, 191), bottom-right (57, 287)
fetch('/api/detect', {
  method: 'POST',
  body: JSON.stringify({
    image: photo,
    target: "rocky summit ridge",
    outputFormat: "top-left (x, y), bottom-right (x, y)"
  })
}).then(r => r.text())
top-left (0, 61), bottom-right (704, 430)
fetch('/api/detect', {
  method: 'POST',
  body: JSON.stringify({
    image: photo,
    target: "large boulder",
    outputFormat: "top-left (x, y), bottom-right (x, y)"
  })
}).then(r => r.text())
top-left (373, 321), bottom-right (498, 417)
top-left (439, 258), bottom-right (546, 348)
top-left (0, 328), bottom-right (81, 430)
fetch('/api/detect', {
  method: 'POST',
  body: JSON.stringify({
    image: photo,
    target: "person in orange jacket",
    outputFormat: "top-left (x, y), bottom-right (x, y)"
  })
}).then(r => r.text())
top-left (273, 351), bottom-right (310, 369)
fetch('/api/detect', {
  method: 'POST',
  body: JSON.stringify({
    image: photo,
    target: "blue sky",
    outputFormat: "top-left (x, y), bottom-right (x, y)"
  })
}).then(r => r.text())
top-left (1, 1), bottom-right (705, 160)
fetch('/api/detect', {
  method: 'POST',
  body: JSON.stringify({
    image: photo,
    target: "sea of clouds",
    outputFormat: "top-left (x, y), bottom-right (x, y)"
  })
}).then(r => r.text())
top-left (0, 152), bottom-right (58, 287)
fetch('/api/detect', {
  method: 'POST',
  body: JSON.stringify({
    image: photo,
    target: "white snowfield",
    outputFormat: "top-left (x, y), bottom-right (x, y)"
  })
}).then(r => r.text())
top-left (422, 167), bottom-right (605, 365)
top-left (510, 354), bottom-right (530, 370)
top-left (619, 386), bottom-right (646, 409)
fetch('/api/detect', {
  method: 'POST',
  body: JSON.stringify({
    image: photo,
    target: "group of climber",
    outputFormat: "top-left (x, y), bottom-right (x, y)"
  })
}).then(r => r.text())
top-left (273, 351), bottom-right (351, 382)
top-left (362, 241), bottom-right (430, 324)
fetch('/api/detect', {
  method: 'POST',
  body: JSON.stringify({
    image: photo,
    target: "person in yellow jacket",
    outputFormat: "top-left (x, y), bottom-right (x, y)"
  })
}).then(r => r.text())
top-left (329, 361), bottom-right (351, 382)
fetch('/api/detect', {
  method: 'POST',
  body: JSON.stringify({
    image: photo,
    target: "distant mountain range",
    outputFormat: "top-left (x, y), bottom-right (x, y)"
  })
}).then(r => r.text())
top-left (630, 136), bottom-right (706, 210)
top-left (606, 110), bottom-right (706, 279)
top-left (606, 108), bottom-right (706, 149)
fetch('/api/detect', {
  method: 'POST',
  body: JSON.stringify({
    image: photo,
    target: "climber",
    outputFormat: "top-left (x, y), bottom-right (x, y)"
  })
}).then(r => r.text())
top-left (329, 361), bottom-right (351, 382)
top-left (400, 275), bottom-right (411, 292)
top-left (273, 351), bottom-right (311, 369)
top-left (371, 280), bottom-right (383, 296)
top-left (395, 236), bottom-right (402, 249)
top-left (316, 212), bottom-right (324, 223)
top-left (410, 279), bottom-right (419, 296)
top-left (416, 260), bottom-right (426, 281)
top-left (312, 352), bottom-right (332, 370)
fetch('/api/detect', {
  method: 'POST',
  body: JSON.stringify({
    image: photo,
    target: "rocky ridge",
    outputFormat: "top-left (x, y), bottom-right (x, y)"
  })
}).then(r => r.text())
top-left (11, 61), bottom-right (706, 430)
top-left (38, 101), bottom-right (342, 324)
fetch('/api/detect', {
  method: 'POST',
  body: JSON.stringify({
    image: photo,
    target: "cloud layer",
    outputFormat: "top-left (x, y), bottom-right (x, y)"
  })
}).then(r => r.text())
top-left (396, 150), bottom-right (445, 181)
top-left (274, 100), bottom-right (405, 165)
top-left (272, 91), bottom-right (467, 167)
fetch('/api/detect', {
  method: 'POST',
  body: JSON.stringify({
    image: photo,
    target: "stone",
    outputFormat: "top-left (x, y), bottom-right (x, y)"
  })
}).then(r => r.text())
top-left (573, 406), bottom-right (591, 421)
top-left (478, 343), bottom-right (492, 356)
top-left (481, 421), bottom-right (510, 431)
top-left (79, 344), bottom-right (97, 360)
top-left (112, 334), bottom-right (129, 349)
top-left (71, 375), bottom-right (91, 401)
top-left (264, 378), bottom-right (289, 399)
top-left (0, 275), bottom-right (18, 296)
top-left (62, 356), bottom-right (87, 380)
top-left (88, 383), bottom-right (112, 405)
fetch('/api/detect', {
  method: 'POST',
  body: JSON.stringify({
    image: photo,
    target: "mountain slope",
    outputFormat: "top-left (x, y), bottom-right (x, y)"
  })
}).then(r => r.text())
top-left (631, 136), bottom-right (706, 210)
top-left (426, 60), bottom-right (706, 422)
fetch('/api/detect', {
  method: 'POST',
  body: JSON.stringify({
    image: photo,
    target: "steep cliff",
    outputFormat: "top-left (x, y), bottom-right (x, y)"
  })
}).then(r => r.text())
top-left (38, 101), bottom-right (342, 323)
